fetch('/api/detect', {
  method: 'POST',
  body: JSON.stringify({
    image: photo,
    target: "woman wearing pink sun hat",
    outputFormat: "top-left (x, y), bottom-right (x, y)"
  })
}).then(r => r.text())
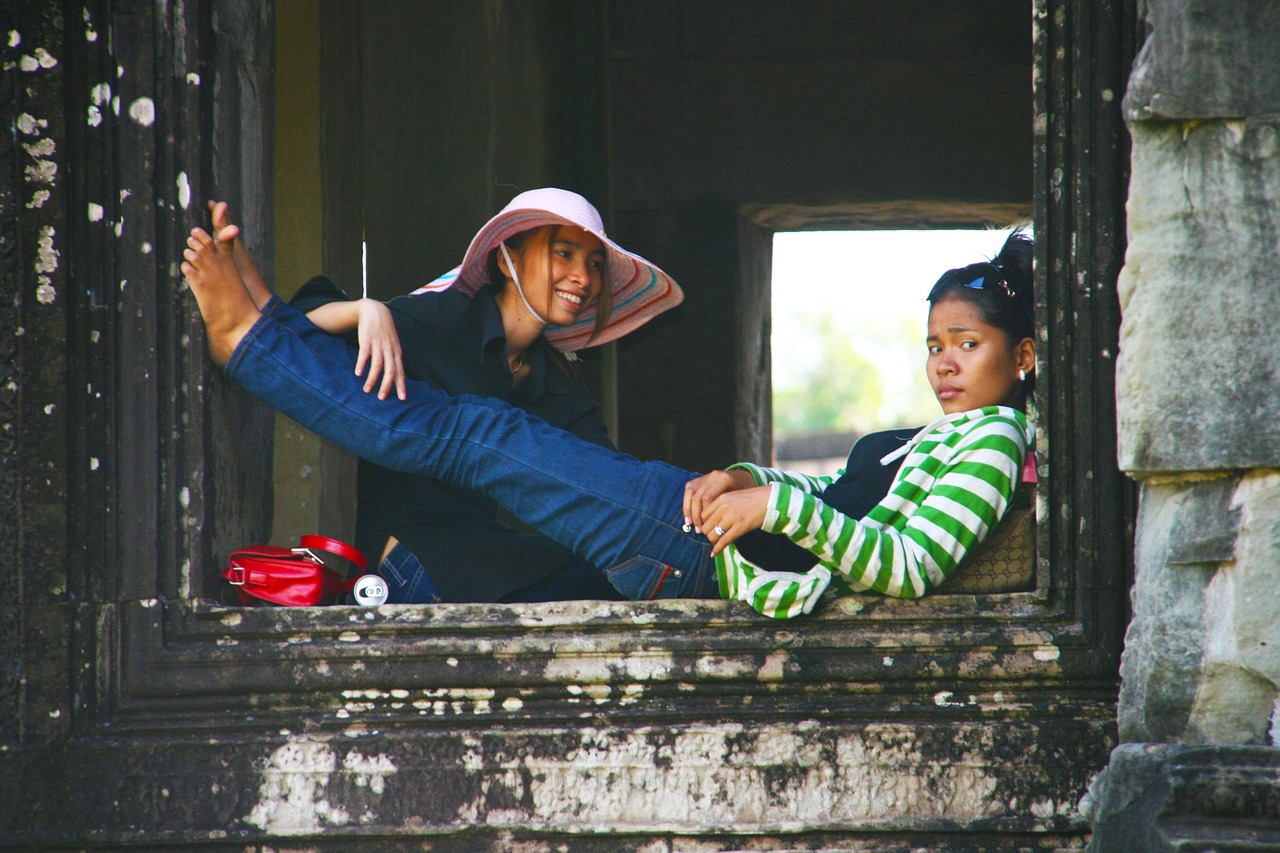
top-left (285, 188), bottom-right (683, 604)
top-left (417, 187), bottom-right (683, 351)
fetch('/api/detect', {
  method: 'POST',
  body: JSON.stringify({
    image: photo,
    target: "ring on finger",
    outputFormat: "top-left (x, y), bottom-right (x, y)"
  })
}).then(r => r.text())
top-left (713, 525), bottom-right (726, 537)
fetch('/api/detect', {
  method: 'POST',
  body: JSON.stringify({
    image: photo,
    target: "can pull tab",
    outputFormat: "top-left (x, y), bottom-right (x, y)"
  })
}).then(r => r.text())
top-left (353, 574), bottom-right (389, 606)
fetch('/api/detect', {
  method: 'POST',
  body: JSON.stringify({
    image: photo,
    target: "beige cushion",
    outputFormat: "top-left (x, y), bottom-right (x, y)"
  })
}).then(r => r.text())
top-left (939, 487), bottom-right (1036, 594)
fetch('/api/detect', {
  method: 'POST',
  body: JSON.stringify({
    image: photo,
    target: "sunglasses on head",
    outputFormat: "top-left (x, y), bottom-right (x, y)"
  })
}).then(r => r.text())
top-left (929, 262), bottom-right (1016, 300)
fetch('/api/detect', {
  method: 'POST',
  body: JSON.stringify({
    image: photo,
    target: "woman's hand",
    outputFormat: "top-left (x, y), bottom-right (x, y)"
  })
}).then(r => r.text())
top-left (683, 468), bottom-right (756, 534)
top-left (700, 486), bottom-right (771, 556)
top-left (355, 299), bottom-right (407, 401)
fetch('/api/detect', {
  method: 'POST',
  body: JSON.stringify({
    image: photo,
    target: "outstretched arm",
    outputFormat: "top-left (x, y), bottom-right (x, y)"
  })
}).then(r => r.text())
top-left (725, 462), bottom-right (835, 494)
top-left (762, 415), bottom-right (1027, 597)
top-left (714, 412), bottom-right (1031, 617)
top-left (683, 463), bottom-right (837, 539)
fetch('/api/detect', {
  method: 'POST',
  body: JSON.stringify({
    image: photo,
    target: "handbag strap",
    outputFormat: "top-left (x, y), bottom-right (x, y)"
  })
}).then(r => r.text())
top-left (299, 534), bottom-right (368, 572)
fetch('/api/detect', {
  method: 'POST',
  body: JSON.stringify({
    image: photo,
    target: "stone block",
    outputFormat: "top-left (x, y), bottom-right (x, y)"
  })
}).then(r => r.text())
top-left (1125, 0), bottom-right (1280, 121)
top-left (1116, 120), bottom-right (1280, 472)
top-left (1117, 481), bottom-right (1222, 743)
top-left (1224, 472), bottom-right (1280, 685)
top-left (3, 719), bottom-right (1111, 846)
top-left (1185, 663), bottom-right (1274, 745)
top-left (1086, 743), bottom-right (1280, 852)
top-left (1118, 474), bottom-right (1280, 746)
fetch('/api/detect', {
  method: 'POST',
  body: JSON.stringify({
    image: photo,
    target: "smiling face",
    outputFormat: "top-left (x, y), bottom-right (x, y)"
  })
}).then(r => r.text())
top-left (546, 226), bottom-right (606, 324)
top-left (926, 296), bottom-right (1036, 414)
top-left (501, 225), bottom-right (606, 328)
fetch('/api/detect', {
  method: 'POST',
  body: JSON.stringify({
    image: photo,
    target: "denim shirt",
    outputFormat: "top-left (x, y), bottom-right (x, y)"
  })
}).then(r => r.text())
top-left (291, 276), bottom-right (613, 601)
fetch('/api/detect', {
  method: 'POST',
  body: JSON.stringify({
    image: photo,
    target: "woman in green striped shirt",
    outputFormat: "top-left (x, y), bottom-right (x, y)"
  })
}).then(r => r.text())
top-left (183, 224), bottom-right (1036, 618)
top-left (690, 230), bottom-right (1037, 616)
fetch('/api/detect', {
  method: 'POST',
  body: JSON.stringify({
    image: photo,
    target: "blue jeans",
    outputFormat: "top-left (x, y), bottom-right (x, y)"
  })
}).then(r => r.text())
top-left (225, 297), bottom-right (719, 600)
top-left (378, 541), bottom-right (442, 604)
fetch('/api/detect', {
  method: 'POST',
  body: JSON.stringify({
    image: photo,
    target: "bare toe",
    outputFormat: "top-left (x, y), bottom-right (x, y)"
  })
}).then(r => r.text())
top-left (181, 228), bottom-right (260, 366)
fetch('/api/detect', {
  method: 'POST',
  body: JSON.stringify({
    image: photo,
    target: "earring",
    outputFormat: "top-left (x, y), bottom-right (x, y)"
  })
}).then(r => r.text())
top-left (1019, 369), bottom-right (1027, 382)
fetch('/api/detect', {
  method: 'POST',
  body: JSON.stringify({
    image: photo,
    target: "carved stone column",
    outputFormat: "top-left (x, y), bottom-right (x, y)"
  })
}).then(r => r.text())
top-left (1088, 0), bottom-right (1280, 848)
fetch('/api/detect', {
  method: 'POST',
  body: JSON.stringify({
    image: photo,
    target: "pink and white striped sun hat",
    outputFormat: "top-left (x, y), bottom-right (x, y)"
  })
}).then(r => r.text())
top-left (410, 188), bottom-right (683, 352)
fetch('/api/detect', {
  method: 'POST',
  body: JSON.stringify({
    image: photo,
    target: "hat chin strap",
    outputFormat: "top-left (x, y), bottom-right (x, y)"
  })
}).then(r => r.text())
top-left (499, 242), bottom-right (552, 327)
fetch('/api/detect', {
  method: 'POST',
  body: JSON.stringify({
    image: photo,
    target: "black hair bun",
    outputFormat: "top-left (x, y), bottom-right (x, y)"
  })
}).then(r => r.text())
top-left (994, 228), bottom-right (1034, 297)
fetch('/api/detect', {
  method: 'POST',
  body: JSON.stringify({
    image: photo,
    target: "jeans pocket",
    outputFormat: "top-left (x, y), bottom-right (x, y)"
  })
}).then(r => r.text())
top-left (603, 555), bottom-right (672, 601)
top-left (379, 542), bottom-right (441, 604)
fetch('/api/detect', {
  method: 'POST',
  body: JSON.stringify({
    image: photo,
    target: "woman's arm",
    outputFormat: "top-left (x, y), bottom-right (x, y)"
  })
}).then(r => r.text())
top-left (715, 412), bottom-right (1030, 616)
top-left (727, 462), bottom-right (836, 494)
top-left (303, 298), bottom-right (362, 333)
top-left (769, 415), bottom-right (1027, 597)
top-left (304, 298), bottom-right (407, 401)
top-left (685, 464), bottom-right (836, 538)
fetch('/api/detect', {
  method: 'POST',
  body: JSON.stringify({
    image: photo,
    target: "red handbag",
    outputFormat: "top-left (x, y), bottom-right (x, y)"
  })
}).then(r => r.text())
top-left (223, 535), bottom-right (369, 606)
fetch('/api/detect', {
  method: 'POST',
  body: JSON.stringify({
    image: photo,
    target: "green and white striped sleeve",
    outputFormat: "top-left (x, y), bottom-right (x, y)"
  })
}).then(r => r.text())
top-left (718, 411), bottom-right (1030, 618)
top-left (727, 462), bottom-right (836, 495)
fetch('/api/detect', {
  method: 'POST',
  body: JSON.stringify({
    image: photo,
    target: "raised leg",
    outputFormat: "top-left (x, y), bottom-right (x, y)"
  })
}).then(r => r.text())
top-left (211, 296), bottom-right (718, 599)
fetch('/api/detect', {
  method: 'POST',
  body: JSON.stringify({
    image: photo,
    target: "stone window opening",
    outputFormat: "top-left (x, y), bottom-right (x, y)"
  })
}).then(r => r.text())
top-left (112, 0), bottom-right (1131, 753)
top-left (181, 2), bottom-right (1129, 632)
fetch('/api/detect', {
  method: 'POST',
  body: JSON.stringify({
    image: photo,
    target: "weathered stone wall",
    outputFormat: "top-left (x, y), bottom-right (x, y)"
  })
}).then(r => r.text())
top-left (3, 1), bottom-right (1136, 850)
top-left (1089, 0), bottom-right (1280, 847)
top-left (1116, 0), bottom-right (1280, 745)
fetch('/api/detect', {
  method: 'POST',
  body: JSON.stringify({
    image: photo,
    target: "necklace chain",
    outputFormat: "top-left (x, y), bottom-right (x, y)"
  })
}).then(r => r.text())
top-left (508, 352), bottom-right (527, 374)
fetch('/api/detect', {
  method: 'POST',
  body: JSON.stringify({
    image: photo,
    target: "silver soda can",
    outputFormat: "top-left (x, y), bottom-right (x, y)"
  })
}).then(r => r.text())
top-left (353, 573), bottom-right (389, 606)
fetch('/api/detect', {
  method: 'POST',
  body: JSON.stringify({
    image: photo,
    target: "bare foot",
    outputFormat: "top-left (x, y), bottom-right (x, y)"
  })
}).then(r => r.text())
top-left (181, 226), bottom-right (262, 366)
top-left (208, 200), bottom-right (273, 309)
